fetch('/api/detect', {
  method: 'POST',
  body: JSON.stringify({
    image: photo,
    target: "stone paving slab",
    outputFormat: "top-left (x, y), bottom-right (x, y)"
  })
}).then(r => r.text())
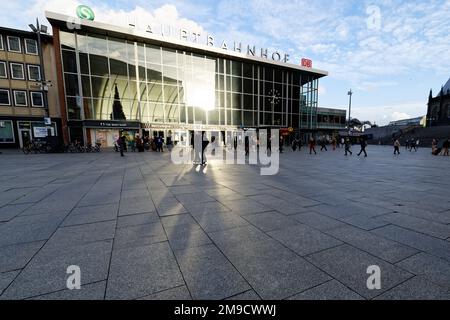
top-left (325, 225), bottom-right (419, 263)
top-left (396, 252), bottom-right (450, 289)
top-left (209, 226), bottom-right (331, 299)
top-left (287, 280), bottom-right (364, 300)
top-left (2, 240), bottom-right (112, 299)
top-left (226, 290), bottom-right (261, 300)
top-left (28, 281), bottom-right (107, 300)
top-left (372, 225), bottom-right (450, 262)
top-left (106, 242), bottom-right (184, 299)
top-left (268, 224), bottom-right (343, 256)
top-left (374, 276), bottom-right (450, 300)
top-left (291, 212), bottom-right (347, 231)
top-left (375, 212), bottom-right (450, 239)
top-left (306, 244), bottom-right (413, 299)
top-left (140, 286), bottom-right (192, 300)
top-left (0, 271), bottom-right (19, 296)
top-left (173, 244), bottom-right (250, 300)
top-left (243, 211), bottom-right (300, 232)
top-left (0, 241), bottom-right (45, 273)
top-left (0, 204), bottom-right (33, 222)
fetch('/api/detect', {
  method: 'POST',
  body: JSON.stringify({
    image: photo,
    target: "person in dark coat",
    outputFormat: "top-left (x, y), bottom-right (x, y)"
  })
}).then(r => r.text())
top-left (309, 136), bottom-right (317, 155)
top-left (357, 138), bottom-right (368, 157)
top-left (118, 134), bottom-right (125, 157)
top-left (344, 138), bottom-right (353, 156)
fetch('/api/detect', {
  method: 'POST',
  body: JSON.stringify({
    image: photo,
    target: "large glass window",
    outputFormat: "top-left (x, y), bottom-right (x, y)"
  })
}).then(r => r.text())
top-left (59, 31), bottom-right (320, 127)
top-left (0, 120), bottom-right (14, 143)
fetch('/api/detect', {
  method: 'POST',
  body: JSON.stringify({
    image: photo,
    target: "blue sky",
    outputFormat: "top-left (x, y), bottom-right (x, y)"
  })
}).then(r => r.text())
top-left (2, 0), bottom-right (449, 125)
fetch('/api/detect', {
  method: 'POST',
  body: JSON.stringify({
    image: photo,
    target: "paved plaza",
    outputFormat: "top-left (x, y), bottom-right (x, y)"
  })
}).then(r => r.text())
top-left (0, 145), bottom-right (450, 300)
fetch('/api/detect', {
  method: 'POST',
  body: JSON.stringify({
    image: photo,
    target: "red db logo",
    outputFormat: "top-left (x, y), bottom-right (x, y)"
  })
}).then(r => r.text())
top-left (301, 58), bottom-right (312, 68)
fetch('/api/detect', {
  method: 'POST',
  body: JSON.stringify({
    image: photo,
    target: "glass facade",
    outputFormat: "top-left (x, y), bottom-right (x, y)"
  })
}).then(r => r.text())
top-left (60, 30), bottom-right (320, 130)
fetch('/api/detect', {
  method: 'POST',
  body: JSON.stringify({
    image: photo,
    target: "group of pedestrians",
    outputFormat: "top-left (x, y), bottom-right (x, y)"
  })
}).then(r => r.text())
top-left (116, 132), bottom-right (167, 157)
top-left (306, 136), bottom-right (368, 157)
top-left (405, 138), bottom-right (420, 152)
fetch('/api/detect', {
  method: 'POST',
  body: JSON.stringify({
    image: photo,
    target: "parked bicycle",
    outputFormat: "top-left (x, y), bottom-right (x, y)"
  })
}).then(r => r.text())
top-left (22, 140), bottom-right (48, 154)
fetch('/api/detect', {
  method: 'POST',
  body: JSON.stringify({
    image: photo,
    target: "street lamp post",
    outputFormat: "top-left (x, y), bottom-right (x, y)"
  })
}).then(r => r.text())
top-left (29, 19), bottom-right (51, 120)
top-left (347, 89), bottom-right (353, 134)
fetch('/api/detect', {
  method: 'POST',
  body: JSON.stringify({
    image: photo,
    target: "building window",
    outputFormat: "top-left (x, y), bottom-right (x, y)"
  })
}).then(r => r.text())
top-left (10, 63), bottom-right (24, 80)
top-left (0, 89), bottom-right (11, 105)
top-left (30, 91), bottom-right (44, 107)
top-left (0, 61), bottom-right (7, 78)
top-left (7, 36), bottom-right (21, 53)
top-left (0, 120), bottom-right (15, 143)
top-left (13, 90), bottom-right (28, 106)
top-left (0, 35), bottom-right (3, 50)
top-left (25, 39), bottom-right (38, 55)
top-left (27, 64), bottom-right (41, 81)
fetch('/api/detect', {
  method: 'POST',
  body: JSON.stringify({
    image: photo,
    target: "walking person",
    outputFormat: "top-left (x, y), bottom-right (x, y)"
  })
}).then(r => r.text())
top-left (309, 136), bottom-right (317, 155)
top-left (344, 138), bottom-right (353, 156)
top-left (415, 139), bottom-right (420, 151)
top-left (394, 139), bottom-right (401, 155)
top-left (332, 137), bottom-right (337, 150)
top-left (320, 138), bottom-right (328, 151)
top-left (405, 139), bottom-right (409, 151)
top-left (410, 138), bottom-right (417, 152)
top-left (357, 138), bottom-right (367, 157)
top-left (443, 138), bottom-right (450, 156)
top-left (118, 134), bottom-right (125, 157)
top-left (201, 132), bottom-right (209, 165)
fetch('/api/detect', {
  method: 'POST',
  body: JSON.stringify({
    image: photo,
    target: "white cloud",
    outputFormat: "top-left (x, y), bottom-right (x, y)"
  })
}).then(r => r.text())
top-left (391, 111), bottom-right (412, 121)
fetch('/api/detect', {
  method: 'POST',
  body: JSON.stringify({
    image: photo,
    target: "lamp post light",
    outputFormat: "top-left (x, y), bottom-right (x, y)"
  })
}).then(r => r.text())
top-left (347, 89), bottom-right (353, 134)
top-left (29, 19), bottom-right (51, 120)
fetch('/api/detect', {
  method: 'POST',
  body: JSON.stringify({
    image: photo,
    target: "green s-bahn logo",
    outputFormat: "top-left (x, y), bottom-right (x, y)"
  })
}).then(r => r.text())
top-left (76, 5), bottom-right (95, 21)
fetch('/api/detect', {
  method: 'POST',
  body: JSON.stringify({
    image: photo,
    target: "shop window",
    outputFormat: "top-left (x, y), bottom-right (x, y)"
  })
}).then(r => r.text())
top-left (0, 120), bottom-right (15, 143)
